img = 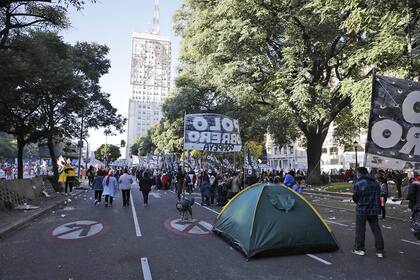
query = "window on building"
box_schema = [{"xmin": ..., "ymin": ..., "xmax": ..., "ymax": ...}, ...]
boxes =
[
  {"xmin": 329, "ymin": 147, "xmax": 338, "ymax": 155},
  {"xmin": 322, "ymin": 148, "xmax": 327, "ymax": 154},
  {"xmin": 330, "ymin": 159, "xmax": 339, "ymax": 165}
]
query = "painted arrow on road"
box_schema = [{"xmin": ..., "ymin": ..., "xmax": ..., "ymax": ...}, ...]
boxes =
[{"xmin": 52, "ymin": 220, "xmax": 104, "ymax": 240}]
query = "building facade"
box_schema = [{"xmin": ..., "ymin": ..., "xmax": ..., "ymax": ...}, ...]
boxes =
[
  {"xmin": 126, "ymin": 32, "xmax": 171, "ymax": 158},
  {"xmin": 265, "ymin": 135, "xmax": 308, "ymax": 171},
  {"xmin": 266, "ymin": 124, "xmax": 367, "ymax": 172}
]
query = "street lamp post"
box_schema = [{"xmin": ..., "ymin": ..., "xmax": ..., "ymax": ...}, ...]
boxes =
[
  {"xmin": 82, "ymin": 138, "xmax": 89, "ymax": 171},
  {"xmin": 77, "ymin": 111, "xmax": 85, "ymax": 179},
  {"xmin": 353, "ymin": 140, "xmax": 358, "ymax": 168}
]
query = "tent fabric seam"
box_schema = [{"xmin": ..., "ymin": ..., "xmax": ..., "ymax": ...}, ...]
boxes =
[
  {"xmin": 249, "ymin": 184, "xmax": 266, "ymax": 239},
  {"xmin": 283, "ymin": 185, "xmax": 333, "ymax": 232},
  {"xmin": 217, "ymin": 182, "xmax": 259, "ymax": 219}
]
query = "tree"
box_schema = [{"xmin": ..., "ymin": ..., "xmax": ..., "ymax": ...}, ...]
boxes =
[
  {"xmin": 0, "ymin": 0, "xmax": 96, "ymax": 48},
  {"xmin": 0, "ymin": 32, "xmax": 125, "ymax": 178},
  {"xmin": 174, "ymin": 0, "xmax": 419, "ymax": 184},
  {"xmin": 130, "ymin": 128, "xmax": 157, "ymax": 157},
  {"xmin": 0, "ymin": 35, "xmax": 48, "ymax": 177},
  {"xmin": 0, "ymin": 132, "xmax": 17, "ymax": 158},
  {"xmin": 94, "ymin": 144, "xmax": 120, "ymax": 163},
  {"xmin": 151, "ymin": 119, "xmax": 183, "ymax": 154},
  {"xmin": 31, "ymin": 33, "xmax": 125, "ymax": 178}
]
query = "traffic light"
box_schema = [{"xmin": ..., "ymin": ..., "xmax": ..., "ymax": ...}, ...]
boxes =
[{"xmin": 121, "ymin": 140, "xmax": 126, "ymax": 147}]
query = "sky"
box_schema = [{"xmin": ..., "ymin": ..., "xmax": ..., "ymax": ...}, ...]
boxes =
[{"xmin": 61, "ymin": 0, "xmax": 182, "ymax": 157}]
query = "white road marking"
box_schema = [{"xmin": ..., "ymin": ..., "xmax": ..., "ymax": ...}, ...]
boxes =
[
  {"xmin": 169, "ymin": 189, "xmax": 221, "ymax": 215},
  {"xmin": 130, "ymin": 194, "xmax": 142, "ymax": 237},
  {"xmin": 150, "ymin": 193, "xmax": 161, "ymax": 198},
  {"xmin": 141, "ymin": 257, "xmax": 152, "ymax": 280},
  {"xmin": 326, "ymin": 220, "xmax": 349, "ymax": 227},
  {"xmin": 401, "ymin": 239, "xmax": 420, "ymax": 246},
  {"xmin": 194, "ymin": 202, "xmax": 220, "ymax": 215},
  {"xmin": 306, "ymin": 254, "xmax": 332, "ymax": 265}
]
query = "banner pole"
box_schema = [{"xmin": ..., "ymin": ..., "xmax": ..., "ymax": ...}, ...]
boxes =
[
  {"xmin": 364, "ymin": 68, "xmax": 376, "ymax": 168},
  {"xmin": 220, "ymin": 153, "xmax": 224, "ymax": 176},
  {"xmin": 233, "ymin": 152, "xmax": 236, "ymax": 172}
]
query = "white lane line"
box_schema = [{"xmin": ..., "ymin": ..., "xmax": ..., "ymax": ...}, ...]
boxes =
[
  {"xmin": 130, "ymin": 194, "xmax": 142, "ymax": 237},
  {"xmin": 170, "ymin": 189, "xmax": 221, "ymax": 215},
  {"xmin": 306, "ymin": 254, "xmax": 332, "ymax": 265},
  {"xmin": 194, "ymin": 202, "xmax": 220, "ymax": 215},
  {"xmin": 326, "ymin": 220, "xmax": 349, "ymax": 227},
  {"xmin": 141, "ymin": 257, "xmax": 152, "ymax": 280},
  {"xmin": 401, "ymin": 239, "xmax": 420, "ymax": 246}
]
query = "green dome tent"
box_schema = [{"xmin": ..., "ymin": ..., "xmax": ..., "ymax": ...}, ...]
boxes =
[{"xmin": 212, "ymin": 183, "xmax": 339, "ymax": 258}]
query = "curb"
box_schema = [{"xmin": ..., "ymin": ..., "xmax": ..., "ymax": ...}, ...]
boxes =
[{"xmin": 0, "ymin": 190, "xmax": 85, "ymax": 239}]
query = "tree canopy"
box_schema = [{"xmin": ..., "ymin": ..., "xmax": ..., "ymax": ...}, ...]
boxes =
[
  {"xmin": 0, "ymin": 31, "xmax": 125, "ymax": 178},
  {"xmin": 95, "ymin": 144, "xmax": 121, "ymax": 163},
  {"xmin": 173, "ymin": 0, "xmax": 419, "ymax": 183}
]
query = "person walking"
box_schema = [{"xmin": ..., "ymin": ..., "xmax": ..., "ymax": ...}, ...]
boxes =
[
  {"xmin": 92, "ymin": 169, "xmax": 105, "ymax": 205},
  {"xmin": 209, "ymin": 172, "xmax": 218, "ymax": 205},
  {"xmin": 176, "ymin": 167, "xmax": 185, "ymax": 201},
  {"xmin": 230, "ymin": 172, "xmax": 241, "ymax": 198},
  {"xmin": 200, "ymin": 172, "xmax": 211, "ymax": 206},
  {"xmin": 119, "ymin": 168, "xmax": 133, "ymax": 207},
  {"xmin": 161, "ymin": 172, "xmax": 168, "ymax": 190},
  {"xmin": 87, "ymin": 166, "xmax": 95, "ymax": 187},
  {"xmin": 379, "ymin": 177, "xmax": 389, "ymax": 220},
  {"xmin": 140, "ymin": 171, "xmax": 153, "ymax": 206},
  {"xmin": 407, "ymin": 175, "xmax": 420, "ymax": 240},
  {"xmin": 352, "ymin": 167, "xmax": 385, "ymax": 258},
  {"xmin": 102, "ymin": 170, "xmax": 118, "ymax": 207},
  {"xmin": 59, "ymin": 161, "xmax": 76, "ymax": 195}
]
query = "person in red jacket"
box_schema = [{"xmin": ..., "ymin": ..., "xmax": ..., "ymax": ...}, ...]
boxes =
[{"xmin": 161, "ymin": 172, "xmax": 168, "ymax": 190}]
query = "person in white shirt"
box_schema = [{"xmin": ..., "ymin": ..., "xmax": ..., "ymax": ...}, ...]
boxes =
[{"xmin": 118, "ymin": 169, "xmax": 134, "ymax": 207}]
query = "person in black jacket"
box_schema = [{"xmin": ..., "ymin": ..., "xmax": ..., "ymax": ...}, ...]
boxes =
[
  {"xmin": 352, "ymin": 167, "xmax": 385, "ymax": 258},
  {"xmin": 407, "ymin": 175, "xmax": 420, "ymax": 240},
  {"xmin": 140, "ymin": 171, "xmax": 154, "ymax": 206}
]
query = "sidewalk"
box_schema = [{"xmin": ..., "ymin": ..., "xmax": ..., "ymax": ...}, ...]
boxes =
[{"xmin": 0, "ymin": 181, "xmax": 90, "ymax": 239}]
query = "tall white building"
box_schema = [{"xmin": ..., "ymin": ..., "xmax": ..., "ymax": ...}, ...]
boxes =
[{"xmin": 126, "ymin": 2, "xmax": 171, "ymax": 158}]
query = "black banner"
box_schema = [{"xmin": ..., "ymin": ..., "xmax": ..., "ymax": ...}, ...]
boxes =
[{"xmin": 365, "ymin": 74, "xmax": 420, "ymax": 171}]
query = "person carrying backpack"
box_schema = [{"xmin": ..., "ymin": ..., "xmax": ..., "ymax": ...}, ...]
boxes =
[
  {"xmin": 407, "ymin": 175, "xmax": 420, "ymax": 240},
  {"xmin": 352, "ymin": 167, "xmax": 384, "ymax": 258},
  {"xmin": 379, "ymin": 177, "xmax": 389, "ymax": 220}
]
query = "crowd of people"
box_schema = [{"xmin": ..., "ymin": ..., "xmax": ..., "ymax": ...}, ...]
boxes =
[{"xmin": 79, "ymin": 164, "xmax": 309, "ymax": 210}]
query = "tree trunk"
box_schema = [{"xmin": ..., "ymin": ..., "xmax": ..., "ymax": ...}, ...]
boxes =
[
  {"xmin": 47, "ymin": 137, "xmax": 59, "ymax": 180},
  {"xmin": 16, "ymin": 136, "xmax": 25, "ymax": 179},
  {"xmin": 305, "ymin": 126, "xmax": 329, "ymax": 185}
]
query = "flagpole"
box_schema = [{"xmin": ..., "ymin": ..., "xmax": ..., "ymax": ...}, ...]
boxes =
[{"xmin": 364, "ymin": 68, "xmax": 376, "ymax": 168}]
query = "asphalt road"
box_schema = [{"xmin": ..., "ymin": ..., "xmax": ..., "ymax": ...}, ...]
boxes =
[{"xmin": 1, "ymin": 180, "xmax": 419, "ymax": 280}]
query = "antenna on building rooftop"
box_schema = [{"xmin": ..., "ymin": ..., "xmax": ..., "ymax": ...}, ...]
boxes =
[{"xmin": 152, "ymin": 0, "xmax": 160, "ymax": 34}]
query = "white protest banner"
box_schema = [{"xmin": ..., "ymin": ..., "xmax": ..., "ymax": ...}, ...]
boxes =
[{"xmin": 184, "ymin": 113, "xmax": 242, "ymax": 152}]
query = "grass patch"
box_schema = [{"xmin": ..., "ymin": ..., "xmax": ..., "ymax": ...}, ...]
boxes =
[{"xmin": 323, "ymin": 182, "xmax": 353, "ymax": 193}]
